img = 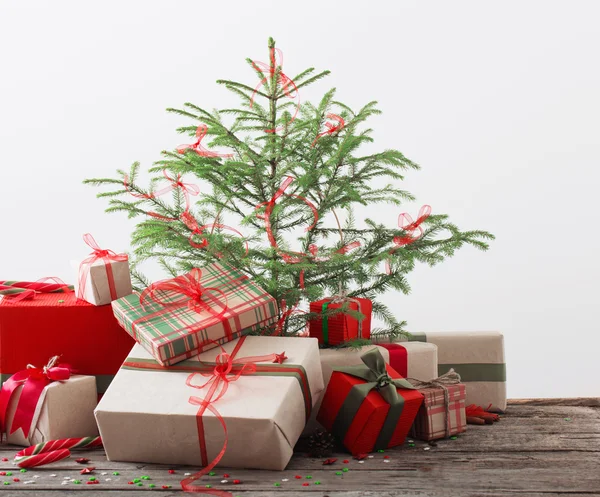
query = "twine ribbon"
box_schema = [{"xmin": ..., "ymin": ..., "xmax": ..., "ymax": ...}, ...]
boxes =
[
  {"xmin": 78, "ymin": 233, "xmax": 128, "ymax": 302},
  {"xmin": 0, "ymin": 357, "xmax": 73, "ymax": 439},
  {"xmin": 311, "ymin": 113, "xmax": 345, "ymax": 147},
  {"xmin": 407, "ymin": 369, "xmax": 462, "ymax": 438},
  {"xmin": 0, "ymin": 278, "xmax": 72, "ymax": 302},
  {"xmin": 131, "ymin": 268, "xmax": 232, "ymax": 343},
  {"xmin": 177, "ymin": 124, "xmax": 234, "ymax": 158},
  {"xmin": 250, "ymin": 48, "xmax": 299, "ymax": 134},
  {"xmin": 386, "ymin": 204, "xmax": 431, "ymax": 274},
  {"xmin": 330, "ymin": 348, "xmax": 416, "ymax": 451}
]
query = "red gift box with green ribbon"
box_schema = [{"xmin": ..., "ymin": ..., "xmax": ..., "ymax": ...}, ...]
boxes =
[
  {"xmin": 308, "ymin": 297, "xmax": 372, "ymax": 346},
  {"xmin": 317, "ymin": 348, "xmax": 423, "ymax": 455}
]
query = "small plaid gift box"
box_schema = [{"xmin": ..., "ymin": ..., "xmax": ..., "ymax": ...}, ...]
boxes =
[
  {"xmin": 409, "ymin": 369, "xmax": 467, "ymax": 441},
  {"xmin": 111, "ymin": 262, "xmax": 278, "ymax": 366}
]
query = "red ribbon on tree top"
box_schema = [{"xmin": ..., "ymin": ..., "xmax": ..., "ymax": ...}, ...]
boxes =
[
  {"xmin": 181, "ymin": 336, "xmax": 287, "ymax": 494},
  {"xmin": 0, "ymin": 278, "xmax": 72, "ymax": 302},
  {"xmin": 311, "ymin": 113, "xmax": 345, "ymax": 147},
  {"xmin": 131, "ymin": 268, "xmax": 232, "ymax": 343},
  {"xmin": 250, "ymin": 48, "xmax": 300, "ymax": 134},
  {"xmin": 386, "ymin": 205, "xmax": 431, "ymax": 274},
  {"xmin": 0, "ymin": 356, "xmax": 73, "ymax": 439},
  {"xmin": 124, "ymin": 169, "xmax": 201, "ymax": 221},
  {"xmin": 78, "ymin": 233, "xmax": 128, "ymax": 301},
  {"xmin": 177, "ymin": 124, "xmax": 234, "ymax": 158}
]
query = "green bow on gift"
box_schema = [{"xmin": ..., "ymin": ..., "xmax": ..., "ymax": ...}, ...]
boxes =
[{"xmin": 331, "ymin": 348, "xmax": 416, "ymax": 451}]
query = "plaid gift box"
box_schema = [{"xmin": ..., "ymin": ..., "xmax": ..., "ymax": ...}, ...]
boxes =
[
  {"xmin": 409, "ymin": 372, "xmax": 467, "ymax": 441},
  {"xmin": 111, "ymin": 263, "xmax": 278, "ymax": 366}
]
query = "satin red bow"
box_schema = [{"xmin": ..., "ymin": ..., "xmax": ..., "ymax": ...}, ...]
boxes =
[
  {"xmin": 311, "ymin": 113, "xmax": 345, "ymax": 147},
  {"xmin": 385, "ymin": 205, "xmax": 431, "ymax": 274},
  {"xmin": 78, "ymin": 234, "xmax": 128, "ymax": 301},
  {"xmin": 181, "ymin": 338, "xmax": 284, "ymax": 493},
  {"xmin": 0, "ymin": 357, "xmax": 72, "ymax": 439},
  {"xmin": 177, "ymin": 124, "xmax": 234, "ymax": 158},
  {"xmin": 250, "ymin": 48, "xmax": 300, "ymax": 134}
]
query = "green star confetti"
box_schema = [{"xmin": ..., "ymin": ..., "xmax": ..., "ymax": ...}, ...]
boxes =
[
  {"xmin": 208, "ymin": 471, "xmax": 216, "ymax": 476},
  {"xmin": 112, "ymin": 472, "xmax": 120, "ymax": 476},
  {"xmin": 89, "ymin": 477, "xmax": 96, "ymax": 481},
  {"xmin": 342, "ymin": 468, "xmax": 349, "ymax": 472},
  {"xmin": 137, "ymin": 482, "xmax": 143, "ymax": 486},
  {"xmin": 133, "ymin": 478, "xmax": 141, "ymax": 483},
  {"xmin": 335, "ymin": 471, "xmax": 343, "ymax": 476},
  {"xmin": 450, "ymin": 436, "xmax": 458, "ymax": 440},
  {"xmin": 408, "ymin": 443, "xmax": 415, "ymax": 447},
  {"xmin": 306, "ymin": 475, "xmax": 312, "ymax": 479},
  {"xmin": 73, "ymin": 480, "xmax": 81, "ymax": 484},
  {"xmin": 3, "ymin": 482, "xmax": 10, "ymax": 486},
  {"xmin": 377, "ymin": 449, "xmax": 385, "ymax": 453},
  {"xmin": 205, "ymin": 484, "xmax": 212, "ymax": 488},
  {"xmin": 19, "ymin": 469, "xmax": 27, "ymax": 473},
  {"xmin": 141, "ymin": 476, "xmax": 151, "ymax": 480},
  {"xmin": 565, "ymin": 417, "xmax": 572, "ymax": 421},
  {"xmin": 6, "ymin": 472, "xmax": 12, "ymax": 476},
  {"xmin": 315, "ymin": 481, "xmax": 321, "ymax": 485},
  {"xmin": 274, "ymin": 482, "xmax": 281, "ymax": 487},
  {"xmin": 149, "ymin": 484, "xmax": 156, "ymax": 488}
]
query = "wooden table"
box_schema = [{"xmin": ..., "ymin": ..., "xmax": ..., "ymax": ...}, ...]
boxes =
[{"xmin": 1, "ymin": 399, "xmax": 598, "ymax": 496}]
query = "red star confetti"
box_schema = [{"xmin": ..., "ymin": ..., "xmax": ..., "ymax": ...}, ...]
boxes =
[
  {"xmin": 302, "ymin": 483, "xmax": 309, "ymax": 486},
  {"xmin": 233, "ymin": 479, "xmax": 241, "ymax": 484},
  {"xmin": 353, "ymin": 453, "xmax": 368, "ymax": 460},
  {"xmin": 13, "ymin": 478, "xmax": 20, "ymax": 482},
  {"xmin": 80, "ymin": 467, "xmax": 96, "ymax": 475},
  {"xmin": 162, "ymin": 485, "xmax": 171, "ymax": 489},
  {"xmin": 343, "ymin": 459, "xmax": 349, "ymax": 463},
  {"xmin": 168, "ymin": 469, "xmax": 176, "ymax": 474},
  {"xmin": 223, "ymin": 474, "xmax": 229, "ymax": 478},
  {"xmin": 273, "ymin": 352, "xmax": 287, "ymax": 364},
  {"xmin": 75, "ymin": 458, "xmax": 90, "ymax": 464},
  {"xmin": 0, "ymin": 472, "xmax": 6, "ymax": 476},
  {"xmin": 322, "ymin": 458, "xmax": 338, "ymax": 465},
  {"xmin": 128, "ymin": 481, "xmax": 134, "ymax": 485},
  {"xmin": 1, "ymin": 458, "xmax": 8, "ymax": 462},
  {"xmin": 295, "ymin": 475, "xmax": 302, "ymax": 479},
  {"xmin": 384, "ymin": 456, "xmax": 390, "ymax": 459}
]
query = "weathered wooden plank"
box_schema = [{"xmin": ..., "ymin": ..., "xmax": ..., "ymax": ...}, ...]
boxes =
[{"xmin": 509, "ymin": 398, "xmax": 600, "ymax": 407}]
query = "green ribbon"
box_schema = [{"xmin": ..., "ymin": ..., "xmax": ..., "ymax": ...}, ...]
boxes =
[
  {"xmin": 321, "ymin": 302, "xmax": 330, "ymax": 344},
  {"xmin": 330, "ymin": 348, "xmax": 416, "ymax": 451}
]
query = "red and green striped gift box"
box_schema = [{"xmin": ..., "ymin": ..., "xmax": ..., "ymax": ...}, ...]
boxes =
[{"xmin": 111, "ymin": 262, "xmax": 278, "ymax": 366}]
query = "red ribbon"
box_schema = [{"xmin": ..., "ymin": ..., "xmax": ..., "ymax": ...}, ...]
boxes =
[
  {"xmin": 177, "ymin": 124, "xmax": 234, "ymax": 158},
  {"xmin": 0, "ymin": 278, "xmax": 72, "ymax": 302},
  {"xmin": 0, "ymin": 357, "xmax": 72, "ymax": 439},
  {"xmin": 131, "ymin": 268, "xmax": 232, "ymax": 343},
  {"xmin": 181, "ymin": 336, "xmax": 283, "ymax": 494},
  {"xmin": 78, "ymin": 234, "xmax": 128, "ymax": 302},
  {"xmin": 274, "ymin": 300, "xmax": 309, "ymax": 337},
  {"xmin": 124, "ymin": 169, "xmax": 201, "ymax": 221},
  {"xmin": 311, "ymin": 113, "xmax": 345, "ymax": 147},
  {"xmin": 181, "ymin": 212, "xmax": 249, "ymax": 256},
  {"xmin": 376, "ymin": 343, "xmax": 408, "ymax": 378},
  {"xmin": 386, "ymin": 205, "xmax": 431, "ymax": 274},
  {"xmin": 250, "ymin": 48, "xmax": 300, "ymax": 134}
]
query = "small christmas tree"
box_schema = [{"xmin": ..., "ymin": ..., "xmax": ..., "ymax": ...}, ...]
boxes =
[{"xmin": 85, "ymin": 37, "xmax": 493, "ymax": 339}]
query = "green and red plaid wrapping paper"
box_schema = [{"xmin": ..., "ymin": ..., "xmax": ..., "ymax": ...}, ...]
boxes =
[
  {"xmin": 111, "ymin": 263, "xmax": 278, "ymax": 366},
  {"xmin": 410, "ymin": 383, "xmax": 466, "ymax": 441}
]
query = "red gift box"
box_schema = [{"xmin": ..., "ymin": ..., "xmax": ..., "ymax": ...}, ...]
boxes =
[
  {"xmin": 0, "ymin": 292, "xmax": 134, "ymax": 394},
  {"xmin": 308, "ymin": 297, "xmax": 372, "ymax": 346},
  {"xmin": 317, "ymin": 348, "xmax": 423, "ymax": 454}
]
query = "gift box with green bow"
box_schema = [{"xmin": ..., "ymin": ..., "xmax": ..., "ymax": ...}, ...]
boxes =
[{"xmin": 317, "ymin": 348, "xmax": 423, "ymax": 455}]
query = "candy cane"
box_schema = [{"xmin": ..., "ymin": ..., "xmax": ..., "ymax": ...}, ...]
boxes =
[{"xmin": 14, "ymin": 436, "xmax": 102, "ymax": 468}]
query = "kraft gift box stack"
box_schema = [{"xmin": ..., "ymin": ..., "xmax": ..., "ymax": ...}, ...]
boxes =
[{"xmin": 0, "ymin": 240, "xmax": 507, "ymax": 482}]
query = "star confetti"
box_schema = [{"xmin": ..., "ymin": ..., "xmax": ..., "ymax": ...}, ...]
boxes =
[
  {"xmin": 75, "ymin": 458, "xmax": 90, "ymax": 464},
  {"xmin": 273, "ymin": 352, "xmax": 287, "ymax": 364},
  {"xmin": 322, "ymin": 458, "xmax": 338, "ymax": 465},
  {"xmin": 80, "ymin": 467, "xmax": 95, "ymax": 475}
]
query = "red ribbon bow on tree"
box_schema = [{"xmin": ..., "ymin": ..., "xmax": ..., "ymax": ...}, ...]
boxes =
[
  {"xmin": 250, "ymin": 48, "xmax": 300, "ymax": 134},
  {"xmin": 124, "ymin": 170, "xmax": 201, "ymax": 221},
  {"xmin": 385, "ymin": 205, "xmax": 431, "ymax": 274},
  {"xmin": 78, "ymin": 234, "xmax": 128, "ymax": 301},
  {"xmin": 0, "ymin": 357, "xmax": 73, "ymax": 439},
  {"xmin": 181, "ymin": 338, "xmax": 284, "ymax": 494},
  {"xmin": 311, "ymin": 113, "xmax": 345, "ymax": 147},
  {"xmin": 180, "ymin": 211, "xmax": 249, "ymax": 256},
  {"xmin": 176, "ymin": 124, "xmax": 233, "ymax": 158}
]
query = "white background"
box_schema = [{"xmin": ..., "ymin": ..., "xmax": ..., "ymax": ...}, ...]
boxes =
[{"xmin": 1, "ymin": 1, "xmax": 598, "ymax": 398}]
